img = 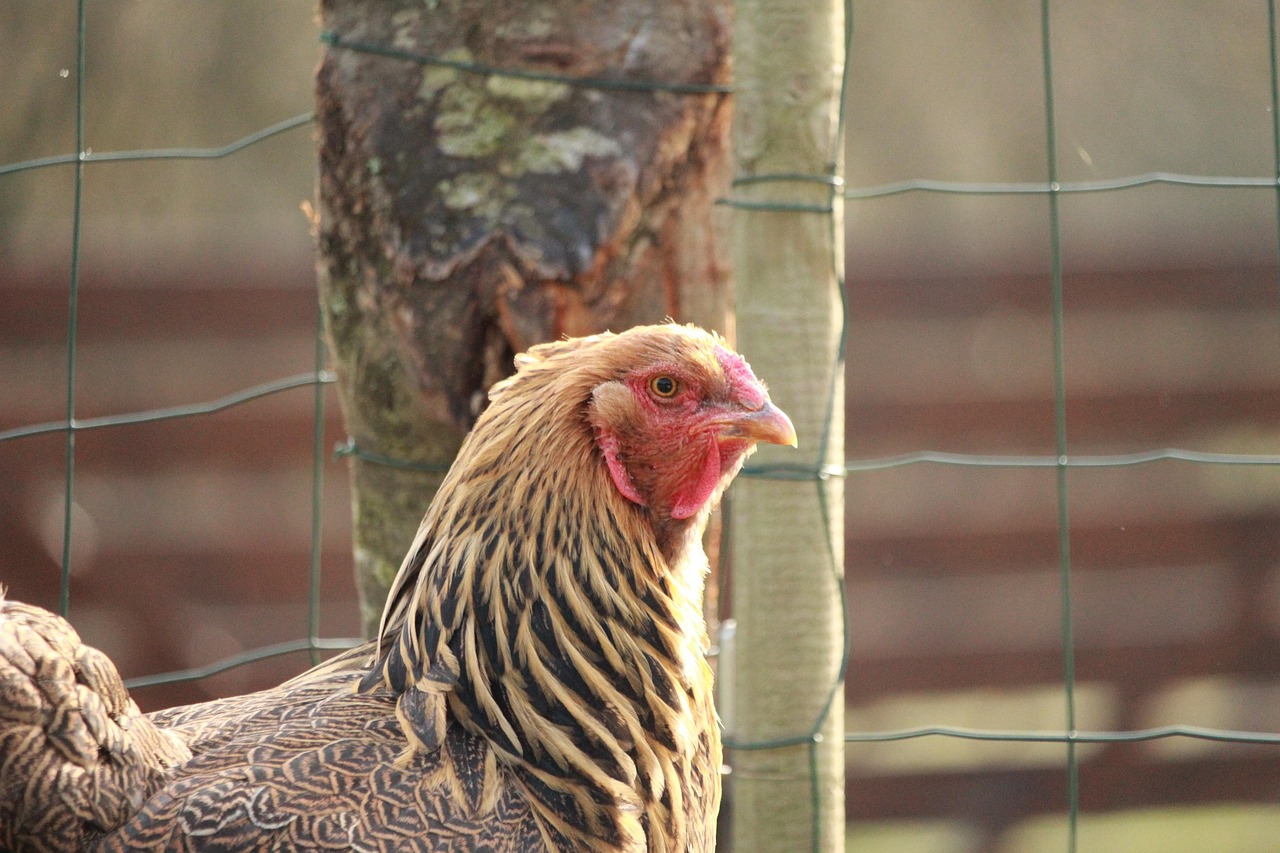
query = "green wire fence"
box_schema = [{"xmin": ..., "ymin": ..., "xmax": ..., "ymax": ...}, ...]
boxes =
[{"xmin": 5, "ymin": 2, "xmax": 1280, "ymax": 851}]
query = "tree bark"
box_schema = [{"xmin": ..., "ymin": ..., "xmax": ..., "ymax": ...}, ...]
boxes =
[
  {"xmin": 724, "ymin": 0, "xmax": 847, "ymax": 849},
  {"xmin": 314, "ymin": 0, "xmax": 732, "ymax": 633}
]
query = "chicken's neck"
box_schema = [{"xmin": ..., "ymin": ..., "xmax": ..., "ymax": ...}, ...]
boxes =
[{"xmin": 378, "ymin": 438, "xmax": 718, "ymax": 851}]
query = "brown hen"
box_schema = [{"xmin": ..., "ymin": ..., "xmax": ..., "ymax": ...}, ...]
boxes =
[{"xmin": 0, "ymin": 323, "xmax": 795, "ymax": 852}]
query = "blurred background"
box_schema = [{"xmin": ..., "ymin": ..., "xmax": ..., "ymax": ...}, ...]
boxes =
[
  {"xmin": 0, "ymin": 4, "xmax": 349, "ymax": 696},
  {"xmin": 3, "ymin": 2, "xmax": 1280, "ymax": 851}
]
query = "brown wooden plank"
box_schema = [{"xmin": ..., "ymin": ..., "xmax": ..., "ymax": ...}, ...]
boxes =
[
  {"xmin": 845, "ymin": 752, "xmax": 1280, "ymax": 823},
  {"xmin": 848, "ymin": 387, "xmax": 1280, "ymax": 454},
  {"xmin": 847, "ymin": 266, "xmax": 1280, "ymax": 318},
  {"xmin": 1, "ymin": 277, "xmax": 317, "ymax": 342},
  {"xmin": 846, "ymin": 635, "xmax": 1280, "ymax": 699}
]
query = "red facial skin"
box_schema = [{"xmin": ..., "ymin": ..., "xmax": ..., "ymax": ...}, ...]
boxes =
[{"xmin": 592, "ymin": 348, "xmax": 796, "ymax": 529}]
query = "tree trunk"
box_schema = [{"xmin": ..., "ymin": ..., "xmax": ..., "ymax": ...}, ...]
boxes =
[
  {"xmin": 724, "ymin": 0, "xmax": 847, "ymax": 849},
  {"xmin": 314, "ymin": 0, "xmax": 732, "ymax": 634}
]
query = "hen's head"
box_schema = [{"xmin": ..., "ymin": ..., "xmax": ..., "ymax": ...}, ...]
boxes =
[
  {"xmin": 584, "ymin": 330, "xmax": 795, "ymax": 518},
  {"xmin": 486, "ymin": 323, "xmax": 795, "ymax": 550}
]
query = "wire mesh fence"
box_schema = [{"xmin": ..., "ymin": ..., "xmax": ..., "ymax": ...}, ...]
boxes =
[
  {"xmin": 4, "ymin": 1, "xmax": 1280, "ymax": 851},
  {"xmin": 838, "ymin": 3, "xmax": 1280, "ymax": 851}
]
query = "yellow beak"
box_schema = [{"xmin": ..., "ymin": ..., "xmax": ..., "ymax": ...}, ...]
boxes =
[{"xmin": 717, "ymin": 400, "xmax": 798, "ymax": 448}]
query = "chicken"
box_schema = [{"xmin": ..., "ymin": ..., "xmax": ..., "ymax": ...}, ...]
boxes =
[{"xmin": 0, "ymin": 323, "xmax": 796, "ymax": 852}]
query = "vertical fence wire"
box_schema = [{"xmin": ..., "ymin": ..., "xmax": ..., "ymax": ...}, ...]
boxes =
[
  {"xmin": 58, "ymin": 0, "xmax": 87, "ymax": 619},
  {"xmin": 308, "ymin": 302, "xmax": 328, "ymax": 667},
  {"xmin": 1038, "ymin": 1, "xmax": 1081, "ymax": 848},
  {"xmin": 1270, "ymin": 0, "xmax": 1280, "ymax": 292}
]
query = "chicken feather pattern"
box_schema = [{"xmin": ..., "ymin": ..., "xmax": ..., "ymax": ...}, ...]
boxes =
[{"xmin": 0, "ymin": 324, "xmax": 795, "ymax": 852}]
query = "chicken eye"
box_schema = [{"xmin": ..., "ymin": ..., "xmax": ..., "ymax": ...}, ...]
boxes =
[{"xmin": 649, "ymin": 375, "xmax": 680, "ymax": 398}]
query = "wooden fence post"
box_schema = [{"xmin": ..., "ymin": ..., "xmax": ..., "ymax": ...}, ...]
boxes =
[{"xmin": 725, "ymin": 0, "xmax": 846, "ymax": 848}]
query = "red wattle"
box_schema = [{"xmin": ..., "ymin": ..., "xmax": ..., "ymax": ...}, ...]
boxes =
[{"xmin": 671, "ymin": 440, "xmax": 722, "ymax": 520}]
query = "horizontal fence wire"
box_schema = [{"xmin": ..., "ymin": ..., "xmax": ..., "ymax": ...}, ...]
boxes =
[
  {"xmin": 0, "ymin": 112, "xmax": 315, "ymax": 177},
  {"xmin": 845, "ymin": 448, "xmax": 1280, "ymax": 471},
  {"xmin": 0, "ymin": 372, "xmax": 335, "ymax": 445},
  {"xmin": 845, "ymin": 725, "xmax": 1280, "ymax": 746},
  {"xmin": 5, "ymin": 5, "xmax": 1280, "ymax": 852},
  {"xmin": 320, "ymin": 31, "xmax": 733, "ymax": 95},
  {"xmin": 844, "ymin": 172, "xmax": 1280, "ymax": 199},
  {"xmin": 124, "ymin": 636, "xmax": 362, "ymax": 691}
]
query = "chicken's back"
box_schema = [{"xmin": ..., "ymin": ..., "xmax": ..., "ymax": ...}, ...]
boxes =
[
  {"xmin": 1, "ymin": 596, "xmax": 554, "ymax": 852},
  {"xmin": 95, "ymin": 672, "xmax": 553, "ymax": 852}
]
